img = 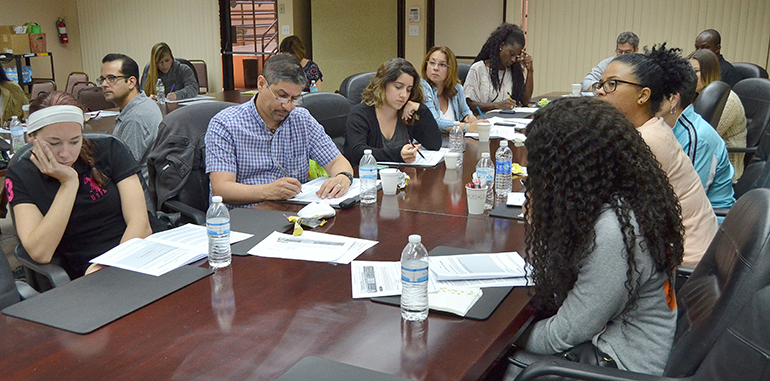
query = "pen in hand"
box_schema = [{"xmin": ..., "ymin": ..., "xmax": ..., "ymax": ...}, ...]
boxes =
[
  {"xmin": 169, "ymin": 84, "xmax": 176, "ymax": 93},
  {"xmin": 411, "ymin": 140, "xmax": 426, "ymax": 159},
  {"xmin": 476, "ymin": 106, "xmax": 487, "ymax": 120}
]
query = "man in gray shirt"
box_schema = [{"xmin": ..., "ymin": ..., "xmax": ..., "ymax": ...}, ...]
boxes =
[
  {"xmin": 581, "ymin": 32, "xmax": 639, "ymax": 92},
  {"xmin": 99, "ymin": 53, "xmax": 162, "ymax": 183}
]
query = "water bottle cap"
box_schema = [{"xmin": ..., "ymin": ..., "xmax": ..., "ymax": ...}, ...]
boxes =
[
  {"xmin": 11, "ymin": 116, "xmax": 18, "ymax": 120},
  {"xmin": 482, "ymin": 152, "xmax": 490, "ymax": 158},
  {"xmin": 212, "ymin": 196, "xmax": 223, "ymax": 203},
  {"xmin": 364, "ymin": 149, "xmax": 372, "ymax": 154},
  {"xmin": 408, "ymin": 234, "xmax": 421, "ymax": 243},
  {"xmin": 500, "ymin": 140, "xmax": 508, "ymax": 147}
]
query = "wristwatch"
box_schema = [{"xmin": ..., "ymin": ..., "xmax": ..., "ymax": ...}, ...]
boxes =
[{"xmin": 335, "ymin": 171, "xmax": 354, "ymax": 185}]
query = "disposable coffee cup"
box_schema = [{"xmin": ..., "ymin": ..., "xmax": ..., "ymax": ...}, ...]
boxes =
[
  {"xmin": 379, "ymin": 168, "xmax": 400, "ymax": 195},
  {"xmin": 444, "ymin": 152, "xmax": 460, "ymax": 169},
  {"xmin": 571, "ymin": 84, "xmax": 581, "ymax": 96},
  {"xmin": 477, "ymin": 122, "xmax": 491, "ymax": 142},
  {"xmin": 22, "ymin": 104, "xmax": 30, "ymax": 121},
  {"xmin": 466, "ymin": 185, "xmax": 487, "ymax": 215}
]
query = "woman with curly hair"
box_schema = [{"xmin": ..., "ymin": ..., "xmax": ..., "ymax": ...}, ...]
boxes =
[
  {"xmin": 521, "ymin": 97, "xmax": 684, "ymax": 375},
  {"xmin": 141, "ymin": 42, "xmax": 199, "ymax": 101},
  {"xmin": 343, "ymin": 58, "xmax": 441, "ymax": 164},
  {"xmin": 595, "ymin": 43, "xmax": 718, "ymax": 267},
  {"xmin": 463, "ymin": 23, "xmax": 533, "ymax": 112}
]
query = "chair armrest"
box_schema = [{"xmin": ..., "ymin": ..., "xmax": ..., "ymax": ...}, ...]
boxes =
[
  {"xmin": 516, "ymin": 358, "xmax": 678, "ymax": 381},
  {"xmin": 726, "ymin": 147, "xmax": 757, "ymax": 154},
  {"xmin": 164, "ymin": 200, "xmax": 206, "ymax": 225},
  {"xmin": 15, "ymin": 280, "xmax": 39, "ymax": 300},
  {"xmin": 713, "ymin": 208, "xmax": 730, "ymax": 217},
  {"xmin": 13, "ymin": 244, "xmax": 70, "ymax": 288}
]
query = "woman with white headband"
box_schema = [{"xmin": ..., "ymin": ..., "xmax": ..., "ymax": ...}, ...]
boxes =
[{"xmin": 5, "ymin": 91, "xmax": 151, "ymax": 279}]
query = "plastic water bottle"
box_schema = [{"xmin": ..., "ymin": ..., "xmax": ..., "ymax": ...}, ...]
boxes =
[
  {"xmin": 476, "ymin": 152, "xmax": 495, "ymax": 210},
  {"xmin": 206, "ymin": 196, "xmax": 231, "ymax": 268},
  {"xmin": 359, "ymin": 149, "xmax": 378, "ymax": 204},
  {"xmin": 401, "ymin": 234, "xmax": 429, "ymax": 321},
  {"xmin": 495, "ymin": 140, "xmax": 513, "ymax": 196},
  {"xmin": 10, "ymin": 116, "xmax": 24, "ymax": 154},
  {"xmin": 309, "ymin": 80, "xmax": 318, "ymax": 93},
  {"xmin": 450, "ymin": 121, "xmax": 464, "ymax": 166},
  {"xmin": 156, "ymin": 78, "xmax": 165, "ymax": 104}
]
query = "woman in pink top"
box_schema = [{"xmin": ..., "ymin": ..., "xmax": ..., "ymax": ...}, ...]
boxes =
[{"xmin": 593, "ymin": 43, "xmax": 718, "ymax": 267}]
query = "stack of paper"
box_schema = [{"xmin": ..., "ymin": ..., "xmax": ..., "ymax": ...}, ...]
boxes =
[
  {"xmin": 167, "ymin": 95, "xmax": 216, "ymax": 104},
  {"xmin": 430, "ymin": 252, "xmax": 532, "ymax": 288},
  {"xmin": 248, "ymin": 231, "xmax": 377, "ymax": 264},
  {"xmin": 285, "ymin": 177, "xmax": 379, "ymax": 208},
  {"xmin": 429, "ymin": 287, "xmax": 483, "ymax": 316}
]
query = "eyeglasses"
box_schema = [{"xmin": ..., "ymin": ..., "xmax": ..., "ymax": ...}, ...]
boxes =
[
  {"xmin": 615, "ymin": 49, "xmax": 634, "ymax": 55},
  {"xmin": 96, "ymin": 75, "xmax": 130, "ymax": 86},
  {"xmin": 592, "ymin": 79, "xmax": 643, "ymax": 94},
  {"xmin": 265, "ymin": 81, "xmax": 302, "ymax": 105},
  {"xmin": 427, "ymin": 61, "xmax": 448, "ymax": 69}
]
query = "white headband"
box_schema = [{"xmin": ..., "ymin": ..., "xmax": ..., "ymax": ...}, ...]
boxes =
[{"xmin": 27, "ymin": 105, "xmax": 85, "ymax": 134}]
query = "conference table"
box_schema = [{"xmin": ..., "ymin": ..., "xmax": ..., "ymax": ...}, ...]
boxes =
[{"xmin": 0, "ymin": 98, "xmax": 536, "ymax": 381}]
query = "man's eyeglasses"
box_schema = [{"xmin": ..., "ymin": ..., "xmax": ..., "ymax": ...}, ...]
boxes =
[
  {"xmin": 427, "ymin": 61, "xmax": 448, "ymax": 69},
  {"xmin": 265, "ymin": 81, "xmax": 302, "ymax": 105},
  {"xmin": 615, "ymin": 49, "xmax": 634, "ymax": 55},
  {"xmin": 96, "ymin": 75, "xmax": 130, "ymax": 86},
  {"xmin": 591, "ymin": 79, "xmax": 643, "ymax": 94}
]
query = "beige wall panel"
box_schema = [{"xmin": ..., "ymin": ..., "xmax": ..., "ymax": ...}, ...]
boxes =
[
  {"xmin": 526, "ymin": 0, "xmax": 770, "ymax": 95},
  {"xmin": 312, "ymin": 0, "xmax": 397, "ymax": 92},
  {"xmin": 76, "ymin": 0, "xmax": 222, "ymax": 93},
  {"xmin": 0, "ymin": 0, "xmax": 84, "ymax": 92},
  {"xmin": 435, "ymin": 0, "xmax": 505, "ymax": 60}
]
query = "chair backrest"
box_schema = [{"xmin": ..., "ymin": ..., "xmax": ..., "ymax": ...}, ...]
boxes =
[
  {"xmin": 733, "ymin": 62, "xmax": 769, "ymax": 81},
  {"xmin": 71, "ymin": 81, "xmax": 95, "ymax": 99},
  {"xmin": 65, "ymin": 72, "xmax": 88, "ymax": 95},
  {"xmin": 146, "ymin": 101, "xmax": 236, "ymax": 217},
  {"xmin": 733, "ymin": 160, "xmax": 768, "ymax": 200},
  {"xmin": 176, "ymin": 58, "xmax": 199, "ymax": 88},
  {"xmin": 77, "ymin": 86, "xmax": 116, "ymax": 112},
  {"xmin": 665, "ymin": 188, "xmax": 770, "ymax": 377},
  {"xmin": 733, "ymin": 78, "xmax": 770, "ymax": 151},
  {"xmin": 457, "ymin": 62, "xmax": 472, "ymax": 84},
  {"xmin": 300, "ymin": 92, "xmax": 351, "ymax": 151},
  {"xmin": 0, "ymin": 246, "xmax": 20, "ymax": 310},
  {"xmin": 189, "ymin": 60, "xmax": 208, "ymax": 93},
  {"xmin": 693, "ymin": 80, "xmax": 730, "ymax": 128},
  {"xmin": 341, "ymin": 72, "xmax": 375, "ymax": 105},
  {"xmin": 29, "ymin": 80, "xmax": 56, "ymax": 100}
]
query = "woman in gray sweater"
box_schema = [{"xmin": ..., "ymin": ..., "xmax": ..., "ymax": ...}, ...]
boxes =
[{"xmin": 520, "ymin": 97, "xmax": 685, "ymax": 375}]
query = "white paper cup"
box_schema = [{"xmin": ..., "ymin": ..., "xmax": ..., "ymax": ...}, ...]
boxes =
[
  {"xmin": 444, "ymin": 152, "xmax": 460, "ymax": 169},
  {"xmin": 477, "ymin": 122, "xmax": 491, "ymax": 142},
  {"xmin": 466, "ymin": 185, "xmax": 487, "ymax": 215},
  {"xmin": 379, "ymin": 168, "xmax": 400, "ymax": 195},
  {"xmin": 571, "ymin": 84, "xmax": 581, "ymax": 96}
]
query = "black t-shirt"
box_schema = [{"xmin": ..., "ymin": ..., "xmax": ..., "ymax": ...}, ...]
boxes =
[{"xmin": 5, "ymin": 137, "xmax": 140, "ymax": 279}]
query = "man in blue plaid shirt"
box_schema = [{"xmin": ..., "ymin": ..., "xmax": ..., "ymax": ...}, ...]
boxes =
[{"xmin": 206, "ymin": 54, "xmax": 354, "ymax": 206}]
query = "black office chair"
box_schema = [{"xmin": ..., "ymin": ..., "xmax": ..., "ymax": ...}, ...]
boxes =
[
  {"xmin": 340, "ymin": 72, "xmax": 375, "ymax": 105},
  {"xmin": 458, "ymin": 62, "xmax": 472, "ymax": 84},
  {"xmin": 300, "ymin": 92, "xmax": 351, "ymax": 151},
  {"xmin": 733, "ymin": 62, "xmax": 769, "ymax": 80},
  {"xmin": 693, "ymin": 81, "xmax": 730, "ymax": 128},
  {"xmin": 146, "ymin": 101, "xmax": 237, "ymax": 226},
  {"xmin": 728, "ymin": 78, "xmax": 770, "ymax": 167},
  {"xmin": 0, "ymin": 246, "xmax": 38, "ymax": 309},
  {"xmin": 508, "ymin": 188, "xmax": 770, "ymax": 380}
]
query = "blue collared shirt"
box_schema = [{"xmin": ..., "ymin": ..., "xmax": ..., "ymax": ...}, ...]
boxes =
[{"xmin": 421, "ymin": 78, "xmax": 473, "ymax": 131}]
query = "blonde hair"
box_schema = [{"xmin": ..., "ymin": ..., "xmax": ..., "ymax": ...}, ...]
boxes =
[
  {"xmin": 421, "ymin": 46, "xmax": 460, "ymax": 98},
  {"xmin": 143, "ymin": 42, "xmax": 174, "ymax": 96},
  {"xmin": 361, "ymin": 58, "xmax": 423, "ymax": 125},
  {"xmin": 688, "ymin": 49, "xmax": 721, "ymax": 88}
]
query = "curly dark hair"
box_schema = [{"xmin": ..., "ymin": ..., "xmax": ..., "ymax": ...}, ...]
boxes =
[
  {"xmin": 524, "ymin": 97, "xmax": 684, "ymax": 320},
  {"xmin": 614, "ymin": 43, "xmax": 688, "ymax": 116},
  {"xmin": 474, "ymin": 23, "xmax": 526, "ymax": 102}
]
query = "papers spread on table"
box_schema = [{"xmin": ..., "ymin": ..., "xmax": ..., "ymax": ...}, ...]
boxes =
[
  {"xmin": 90, "ymin": 224, "xmax": 254, "ymax": 277},
  {"xmin": 507, "ymin": 192, "xmax": 526, "ymax": 206},
  {"xmin": 466, "ymin": 117, "xmax": 529, "ymax": 142},
  {"xmin": 514, "ymin": 107, "xmax": 539, "ymax": 114},
  {"xmin": 166, "ymin": 95, "xmax": 216, "ymax": 104},
  {"xmin": 488, "ymin": 116, "xmax": 531, "ymax": 129},
  {"xmin": 285, "ymin": 177, "xmax": 376, "ymax": 208},
  {"xmin": 429, "ymin": 252, "xmax": 528, "ymax": 281},
  {"xmin": 377, "ymin": 147, "xmax": 449, "ymax": 167},
  {"xmin": 248, "ymin": 230, "xmax": 377, "ymax": 264}
]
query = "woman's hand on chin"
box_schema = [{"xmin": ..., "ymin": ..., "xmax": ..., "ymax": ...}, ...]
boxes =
[{"xmin": 30, "ymin": 140, "xmax": 78, "ymax": 185}]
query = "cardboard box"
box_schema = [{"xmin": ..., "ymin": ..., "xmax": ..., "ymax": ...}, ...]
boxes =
[
  {"xmin": 29, "ymin": 33, "xmax": 46, "ymax": 54},
  {"xmin": 0, "ymin": 25, "xmax": 31, "ymax": 54}
]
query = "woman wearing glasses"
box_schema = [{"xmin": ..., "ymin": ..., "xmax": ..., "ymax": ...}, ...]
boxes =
[
  {"xmin": 464, "ymin": 23, "xmax": 533, "ymax": 113},
  {"xmin": 5, "ymin": 92, "xmax": 151, "ymax": 279},
  {"xmin": 418, "ymin": 46, "xmax": 478, "ymax": 133},
  {"xmin": 141, "ymin": 42, "xmax": 199, "ymax": 101},
  {"xmin": 689, "ymin": 49, "xmax": 747, "ymax": 179},
  {"xmin": 343, "ymin": 58, "xmax": 441, "ymax": 164},
  {"xmin": 594, "ymin": 44, "xmax": 718, "ymax": 267}
]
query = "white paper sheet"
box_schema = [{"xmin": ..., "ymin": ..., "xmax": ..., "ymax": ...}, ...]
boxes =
[
  {"xmin": 507, "ymin": 192, "xmax": 526, "ymax": 206},
  {"xmin": 166, "ymin": 95, "xmax": 216, "ymax": 104},
  {"xmin": 377, "ymin": 147, "xmax": 449, "ymax": 167},
  {"xmin": 350, "ymin": 260, "xmax": 438, "ymax": 298},
  {"xmin": 429, "ymin": 252, "xmax": 528, "ymax": 281},
  {"xmin": 248, "ymin": 231, "xmax": 377, "ymax": 264},
  {"xmin": 286, "ymin": 177, "xmax": 376, "ymax": 207}
]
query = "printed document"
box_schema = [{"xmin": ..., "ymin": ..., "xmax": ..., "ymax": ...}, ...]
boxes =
[
  {"xmin": 166, "ymin": 95, "xmax": 216, "ymax": 104},
  {"xmin": 429, "ymin": 252, "xmax": 528, "ymax": 281},
  {"xmin": 248, "ymin": 231, "xmax": 377, "ymax": 264},
  {"xmin": 286, "ymin": 177, "xmax": 375, "ymax": 207},
  {"xmin": 378, "ymin": 147, "xmax": 449, "ymax": 167},
  {"xmin": 350, "ymin": 261, "xmax": 438, "ymax": 298}
]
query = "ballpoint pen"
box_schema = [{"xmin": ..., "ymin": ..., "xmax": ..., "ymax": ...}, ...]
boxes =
[
  {"xmin": 169, "ymin": 84, "xmax": 176, "ymax": 93},
  {"xmin": 476, "ymin": 106, "xmax": 486, "ymax": 120},
  {"xmin": 411, "ymin": 140, "xmax": 426, "ymax": 159}
]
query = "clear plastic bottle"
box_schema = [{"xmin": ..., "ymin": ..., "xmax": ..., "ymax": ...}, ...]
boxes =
[
  {"xmin": 359, "ymin": 149, "xmax": 378, "ymax": 204},
  {"xmin": 401, "ymin": 234, "xmax": 429, "ymax": 321},
  {"xmin": 309, "ymin": 80, "xmax": 318, "ymax": 93},
  {"xmin": 156, "ymin": 78, "xmax": 165, "ymax": 104},
  {"xmin": 476, "ymin": 152, "xmax": 495, "ymax": 210},
  {"xmin": 495, "ymin": 140, "xmax": 513, "ymax": 196},
  {"xmin": 206, "ymin": 196, "xmax": 231, "ymax": 268},
  {"xmin": 9, "ymin": 116, "xmax": 24, "ymax": 154},
  {"xmin": 449, "ymin": 121, "xmax": 464, "ymax": 166}
]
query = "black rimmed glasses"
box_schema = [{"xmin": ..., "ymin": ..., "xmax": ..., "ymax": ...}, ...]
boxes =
[
  {"xmin": 96, "ymin": 75, "xmax": 130, "ymax": 86},
  {"xmin": 265, "ymin": 81, "xmax": 302, "ymax": 105},
  {"xmin": 591, "ymin": 79, "xmax": 643, "ymax": 94}
]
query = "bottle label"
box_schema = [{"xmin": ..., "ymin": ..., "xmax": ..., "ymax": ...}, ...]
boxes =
[
  {"xmin": 207, "ymin": 219, "xmax": 230, "ymax": 235},
  {"xmin": 477, "ymin": 168, "xmax": 493, "ymax": 182},
  {"xmin": 360, "ymin": 167, "xmax": 377, "ymax": 180},
  {"xmin": 401, "ymin": 265, "xmax": 429, "ymax": 283},
  {"xmin": 496, "ymin": 161, "xmax": 511, "ymax": 174}
]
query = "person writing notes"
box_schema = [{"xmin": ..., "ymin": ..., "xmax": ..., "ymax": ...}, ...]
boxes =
[
  {"xmin": 594, "ymin": 44, "xmax": 718, "ymax": 267},
  {"xmin": 419, "ymin": 46, "xmax": 479, "ymax": 133},
  {"xmin": 464, "ymin": 23, "xmax": 533, "ymax": 112},
  {"xmin": 141, "ymin": 42, "xmax": 199, "ymax": 101},
  {"xmin": 518, "ymin": 97, "xmax": 683, "ymax": 375},
  {"xmin": 206, "ymin": 54, "xmax": 354, "ymax": 207},
  {"xmin": 5, "ymin": 92, "xmax": 151, "ymax": 279},
  {"xmin": 343, "ymin": 58, "xmax": 441, "ymax": 164}
]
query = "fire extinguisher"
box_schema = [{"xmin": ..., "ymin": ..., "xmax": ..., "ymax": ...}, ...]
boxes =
[{"xmin": 56, "ymin": 18, "xmax": 68, "ymax": 44}]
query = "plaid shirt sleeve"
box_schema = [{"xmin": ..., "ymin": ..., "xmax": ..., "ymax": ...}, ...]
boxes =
[{"xmin": 205, "ymin": 111, "xmax": 237, "ymax": 174}]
